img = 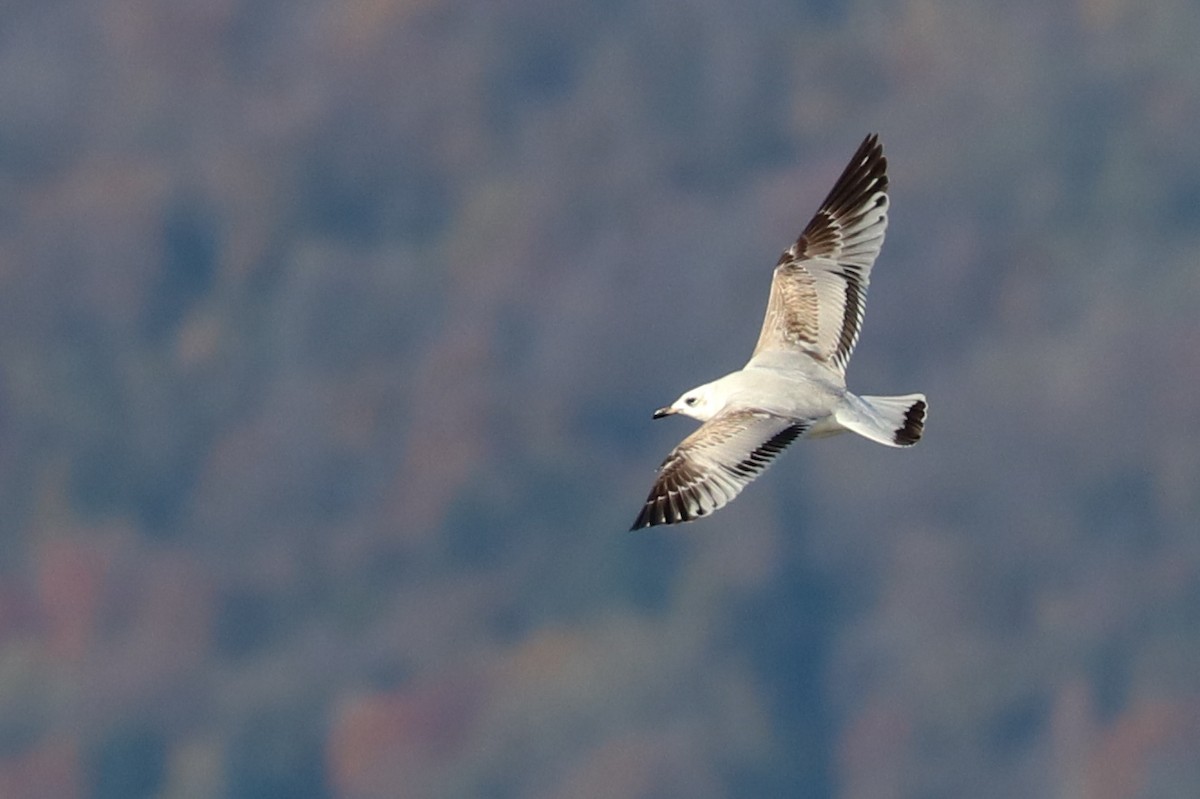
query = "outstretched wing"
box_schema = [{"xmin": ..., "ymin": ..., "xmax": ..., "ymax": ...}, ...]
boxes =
[
  {"xmin": 750, "ymin": 134, "xmax": 889, "ymax": 374},
  {"xmin": 630, "ymin": 410, "xmax": 808, "ymax": 529}
]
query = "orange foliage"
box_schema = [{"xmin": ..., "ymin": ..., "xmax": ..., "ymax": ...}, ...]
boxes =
[
  {"xmin": 34, "ymin": 537, "xmax": 112, "ymax": 661},
  {"xmin": 327, "ymin": 676, "xmax": 485, "ymax": 796},
  {"xmin": 0, "ymin": 736, "xmax": 81, "ymax": 799},
  {"xmin": 1085, "ymin": 700, "xmax": 1200, "ymax": 799}
]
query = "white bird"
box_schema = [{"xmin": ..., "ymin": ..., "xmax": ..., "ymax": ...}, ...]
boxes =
[{"xmin": 631, "ymin": 134, "xmax": 926, "ymax": 529}]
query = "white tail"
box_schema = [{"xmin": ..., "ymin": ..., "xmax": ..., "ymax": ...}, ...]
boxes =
[{"xmin": 835, "ymin": 393, "xmax": 927, "ymax": 447}]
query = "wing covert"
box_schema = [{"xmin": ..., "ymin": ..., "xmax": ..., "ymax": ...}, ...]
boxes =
[
  {"xmin": 751, "ymin": 134, "xmax": 889, "ymax": 374},
  {"xmin": 630, "ymin": 411, "xmax": 808, "ymax": 529}
]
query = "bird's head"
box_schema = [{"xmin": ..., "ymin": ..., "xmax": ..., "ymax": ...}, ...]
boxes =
[{"xmin": 653, "ymin": 383, "xmax": 722, "ymax": 422}]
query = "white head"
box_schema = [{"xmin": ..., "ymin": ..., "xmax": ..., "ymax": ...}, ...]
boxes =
[{"xmin": 653, "ymin": 382, "xmax": 725, "ymax": 422}]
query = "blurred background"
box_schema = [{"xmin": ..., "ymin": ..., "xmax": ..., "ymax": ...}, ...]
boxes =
[{"xmin": 1, "ymin": 0, "xmax": 1199, "ymax": 797}]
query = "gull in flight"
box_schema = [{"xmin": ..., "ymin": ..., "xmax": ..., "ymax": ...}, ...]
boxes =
[{"xmin": 631, "ymin": 134, "xmax": 926, "ymax": 529}]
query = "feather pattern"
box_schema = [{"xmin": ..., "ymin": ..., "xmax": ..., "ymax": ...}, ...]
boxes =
[
  {"xmin": 631, "ymin": 411, "xmax": 809, "ymax": 529},
  {"xmin": 751, "ymin": 133, "xmax": 889, "ymax": 374},
  {"xmin": 631, "ymin": 134, "xmax": 926, "ymax": 529}
]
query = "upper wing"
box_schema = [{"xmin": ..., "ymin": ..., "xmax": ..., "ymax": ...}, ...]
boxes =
[
  {"xmin": 750, "ymin": 134, "xmax": 889, "ymax": 374},
  {"xmin": 630, "ymin": 410, "xmax": 808, "ymax": 529}
]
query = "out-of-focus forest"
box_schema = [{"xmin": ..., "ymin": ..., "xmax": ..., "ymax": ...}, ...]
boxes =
[{"xmin": 1, "ymin": 0, "xmax": 1199, "ymax": 797}]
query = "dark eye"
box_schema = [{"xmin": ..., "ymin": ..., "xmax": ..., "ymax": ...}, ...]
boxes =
[{"xmin": 685, "ymin": 397, "xmax": 697, "ymax": 406}]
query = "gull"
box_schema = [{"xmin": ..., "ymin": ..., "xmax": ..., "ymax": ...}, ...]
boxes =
[{"xmin": 631, "ymin": 134, "xmax": 927, "ymax": 529}]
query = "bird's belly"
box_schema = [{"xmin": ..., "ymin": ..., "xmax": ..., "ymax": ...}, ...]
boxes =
[
  {"xmin": 804, "ymin": 415, "xmax": 846, "ymax": 438},
  {"xmin": 730, "ymin": 365, "xmax": 844, "ymax": 421}
]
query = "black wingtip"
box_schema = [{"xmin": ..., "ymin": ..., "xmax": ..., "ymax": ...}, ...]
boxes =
[
  {"xmin": 629, "ymin": 497, "xmax": 680, "ymax": 530},
  {"xmin": 810, "ymin": 134, "xmax": 888, "ymax": 221},
  {"xmin": 629, "ymin": 499, "xmax": 658, "ymax": 530}
]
